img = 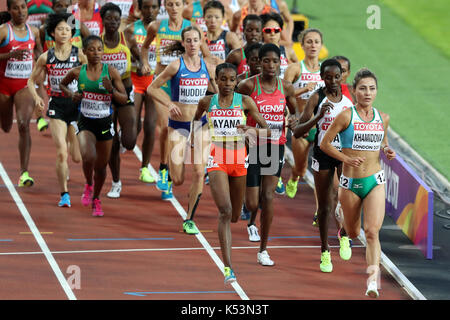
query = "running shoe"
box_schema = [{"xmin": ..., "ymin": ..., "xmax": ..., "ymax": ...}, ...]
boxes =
[
  {"xmin": 312, "ymin": 212, "xmax": 319, "ymax": 227},
  {"xmin": 161, "ymin": 181, "xmax": 173, "ymax": 200},
  {"xmin": 204, "ymin": 168, "xmax": 209, "ymax": 185},
  {"xmin": 275, "ymin": 177, "xmax": 285, "ymax": 195},
  {"xmin": 139, "ymin": 167, "xmax": 155, "ymax": 183},
  {"xmin": 156, "ymin": 168, "xmax": 168, "ymax": 191},
  {"xmin": 320, "ymin": 250, "xmax": 333, "ymax": 273},
  {"xmin": 224, "ymin": 267, "xmax": 236, "ymax": 284},
  {"xmin": 92, "ymin": 198, "xmax": 104, "ymax": 217},
  {"xmin": 81, "ymin": 184, "xmax": 93, "ymax": 206},
  {"xmin": 183, "ymin": 219, "xmax": 199, "ymax": 235},
  {"xmin": 240, "ymin": 204, "xmax": 250, "ymax": 220},
  {"xmin": 18, "ymin": 171, "xmax": 34, "ymax": 187},
  {"xmin": 107, "ymin": 180, "xmax": 122, "ymax": 198},
  {"xmin": 247, "ymin": 224, "xmax": 260, "ymax": 242},
  {"xmin": 338, "ymin": 228, "xmax": 352, "ymax": 261},
  {"xmin": 285, "ymin": 179, "xmax": 298, "ymax": 198},
  {"xmin": 37, "ymin": 117, "xmax": 48, "ymax": 132},
  {"xmin": 257, "ymin": 250, "xmax": 275, "ymax": 266},
  {"xmin": 365, "ymin": 280, "xmax": 379, "ymax": 298},
  {"xmin": 58, "ymin": 193, "xmax": 71, "ymax": 207}
]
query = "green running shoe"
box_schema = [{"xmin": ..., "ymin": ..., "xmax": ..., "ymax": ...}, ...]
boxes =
[
  {"xmin": 18, "ymin": 171, "xmax": 34, "ymax": 187},
  {"xmin": 320, "ymin": 250, "xmax": 333, "ymax": 273},
  {"xmin": 285, "ymin": 179, "xmax": 298, "ymax": 198},
  {"xmin": 183, "ymin": 219, "xmax": 199, "ymax": 235},
  {"xmin": 37, "ymin": 117, "xmax": 49, "ymax": 132},
  {"xmin": 338, "ymin": 229, "xmax": 352, "ymax": 261},
  {"xmin": 139, "ymin": 167, "xmax": 155, "ymax": 183},
  {"xmin": 224, "ymin": 267, "xmax": 236, "ymax": 284}
]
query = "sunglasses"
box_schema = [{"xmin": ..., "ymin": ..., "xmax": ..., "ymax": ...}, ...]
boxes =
[{"xmin": 263, "ymin": 27, "xmax": 281, "ymax": 34}]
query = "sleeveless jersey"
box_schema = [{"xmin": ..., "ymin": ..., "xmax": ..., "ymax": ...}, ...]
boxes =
[
  {"xmin": 26, "ymin": 0, "xmax": 52, "ymax": 29},
  {"xmin": 170, "ymin": 56, "xmax": 209, "ymax": 105},
  {"xmin": 270, "ymin": 0, "xmax": 280, "ymax": 12},
  {"xmin": 293, "ymin": 60, "xmax": 324, "ymax": 100},
  {"xmin": 78, "ymin": 63, "xmax": 113, "ymax": 119},
  {"xmin": 73, "ymin": 3, "xmax": 103, "ymax": 36},
  {"xmin": 239, "ymin": 4, "xmax": 273, "ymax": 33},
  {"xmin": 43, "ymin": 24, "xmax": 83, "ymax": 51},
  {"xmin": 207, "ymin": 31, "xmax": 230, "ymax": 61},
  {"xmin": 208, "ymin": 92, "xmax": 246, "ymax": 142},
  {"xmin": 46, "ymin": 46, "xmax": 81, "ymax": 97},
  {"xmin": 279, "ymin": 45, "xmax": 288, "ymax": 79},
  {"xmin": 248, "ymin": 75, "xmax": 287, "ymax": 145},
  {"xmin": 340, "ymin": 106, "xmax": 385, "ymax": 151},
  {"xmin": 341, "ymin": 83, "xmax": 353, "ymax": 102},
  {"xmin": 313, "ymin": 87, "xmax": 353, "ymax": 150},
  {"xmin": 0, "ymin": 23, "xmax": 35, "ymax": 80},
  {"xmin": 132, "ymin": 19, "xmax": 156, "ymax": 73},
  {"xmin": 155, "ymin": 19, "xmax": 191, "ymax": 65},
  {"xmin": 237, "ymin": 47, "xmax": 249, "ymax": 74},
  {"xmin": 191, "ymin": 1, "xmax": 207, "ymax": 33},
  {"xmin": 104, "ymin": 0, "xmax": 133, "ymax": 19},
  {"xmin": 101, "ymin": 32, "xmax": 132, "ymax": 80}
]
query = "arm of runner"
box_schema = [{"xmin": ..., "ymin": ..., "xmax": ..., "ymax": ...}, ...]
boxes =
[
  {"xmin": 147, "ymin": 59, "xmax": 181, "ymax": 117},
  {"xmin": 236, "ymin": 76, "xmax": 253, "ymax": 96},
  {"xmin": 27, "ymin": 52, "xmax": 48, "ymax": 112},
  {"xmin": 278, "ymin": 0, "xmax": 293, "ymax": 46},
  {"xmin": 206, "ymin": 61, "xmax": 218, "ymax": 93},
  {"xmin": 140, "ymin": 20, "xmax": 159, "ymax": 75},
  {"xmin": 230, "ymin": 10, "xmax": 241, "ymax": 33},
  {"xmin": 60, "ymin": 66, "xmax": 82, "ymax": 102},
  {"xmin": 239, "ymin": 95, "xmax": 271, "ymax": 138},
  {"xmin": 182, "ymin": 2, "xmax": 193, "ymax": 20},
  {"xmin": 124, "ymin": 24, "xmax": 141, "ymax": 67},
  {"xmin": 380, "ymin": 111, "xmax": 396, "ymax": 160},
  {"xmin": 32, "ymin": 25, "xmax": 43, "ymax": 59},
  {"xmin": 189, "ymin": 95, "xmax": 211, "ymax": 147},
  {"xmin": 226, "ymin": 30, "xmax": 243, "ymax": 50},
  {"xmin": 320, "ymin": 109, "xmax": 365, "ymax": 167},
  {"xmin": 80, "ymin": 21, "xmax": 90, "ymax": 38},
  {"xmin": 105, "ymin": 65, "xmax": 129, "ymax": 106},
  {"xmin": 291, "ymin": 93, "xmax": 323, "ymax": 138}
]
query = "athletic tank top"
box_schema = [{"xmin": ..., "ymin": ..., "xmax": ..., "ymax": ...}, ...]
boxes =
[
  {"xmin": 248, "ymin": 75, "xmax": 287, "ymax": 145},
  {"xmin": 171, "ymin": 56, "xmax": 210, "ymax": 104},
  {"xmin": 208, "ymin": 92, "xmax": 246, "ymax": 142},
  {"xmin": 46, "ymin": 46, "xmax": 81, "ymax": 97},
  {"xmin": 340, "ymin": 106, "xmax": 385, "ymax": 151},
  {"xmin": 155, "ymin": 19, "xmax": 191, "ymax": 65},
  {"xmin": 104, "ymin": 0, "xmax": 133, "ymax": 19},
  {"xmin": 237, "ymin": 47, "xmax": 249, "ymax": 74},
  {"xmin": 293, "ymin": 60, "xmax": 324, "ymax": 100},
  {"xmin": 73, "ymin": 3, "xmax": 103, "ymax": 36},
  {"xmin": 132, "ymin": 19, "xmax": 156, "ymax": 73},
  {"xmin": 191, "ymin": 1, "xmax": 207, "ymax": 33},
  {"xmin": 279, "ymin": 45, "xmax": 288, "ymax": 79},
  {"xmin": 44, "ymin": 25, "xmax": 83, "ymax": 51},
  {"xmin": 313, "ymin": 87, "xmax": 353, "ymax": 150},
  {"xmin": 0, "ymin": 23, "xmax": 35, "ymax": 79},
  {"xmin": 240, "ymin": 4, "xmax": 272, "ymax": 33},
  {"xmin": 101, "ymin": 32, "xmax": 132, "ymax": 80},
  {"xmin": 341, "ymin": 83, "xmax": 353, "ymax": 102},
  {"xmin": 207, "ymin": 31, "xmax": 230, "ymax": 61},
  {"xmin": 26, "ymin": 0, "xmax": 52, "ymax": 28},
  {"xmin": 78, "ymin": 63, "xmax": 113, "ymax": 119},
  {"xmin": 270, "ymin": 0, "xmax": 280, "ymax": 12}
]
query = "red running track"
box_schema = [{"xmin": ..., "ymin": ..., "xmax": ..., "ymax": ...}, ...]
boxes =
[{"xmin": 0, "ymin": 122, "xmax": 411, "ymax": 300}]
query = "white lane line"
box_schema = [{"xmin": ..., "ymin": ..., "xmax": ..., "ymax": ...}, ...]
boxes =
[
  {"xmin": 0, "ymin": 244, "xmax": 366, "ymax": 256},
  {"xmin": 133, "ymin": 146, "xmax": 250, "ymax": 300},
  {"xmin": 0, "ymin": 162, "xmax": 76, "ymax": 300}
]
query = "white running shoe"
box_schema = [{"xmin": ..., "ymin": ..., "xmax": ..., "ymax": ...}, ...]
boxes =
[
  {"xmin": 365, "ymin": 280, "xmax": 379, "ymax": 298},
  {"xmin": 247, "ymin": 224, "xmax": 260, "ymax": 242},
  {"xmin": 257, "ymin": 250, "xmax": 275, "ymax": 266},
  {"xmin": 107, "ymin": 180, "xmax": 122, "ymax": 198}
]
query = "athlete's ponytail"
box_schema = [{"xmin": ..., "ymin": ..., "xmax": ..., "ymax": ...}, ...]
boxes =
[{"xmin": 163, "ymin": 26, "xmax": 203, "ymax": 56}]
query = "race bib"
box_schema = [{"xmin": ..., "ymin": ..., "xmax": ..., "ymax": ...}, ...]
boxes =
[{"xmin": 80, "ymin": 91, "xmax": 112, "ymax": 118}]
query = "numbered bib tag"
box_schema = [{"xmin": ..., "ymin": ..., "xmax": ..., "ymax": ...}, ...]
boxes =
[
  {"xmin": 311, "ymin": 157, "xmax": 320, "ymax": 172},
  {"xmin": 339, "ymin": 175, "xmax": 350, "ymax": 189},
  {"xmin": 375, "ymin": 170, "xmax": 385, "ymax": 185}
]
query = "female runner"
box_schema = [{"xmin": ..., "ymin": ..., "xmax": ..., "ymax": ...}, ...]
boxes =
[
  {"xmin": 320, "ymin": 68, "xmax": 396, "ymax": 298},
  {"xmin": 192, "ymin": 62, "xmax": 269, "ymax": 283}
]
